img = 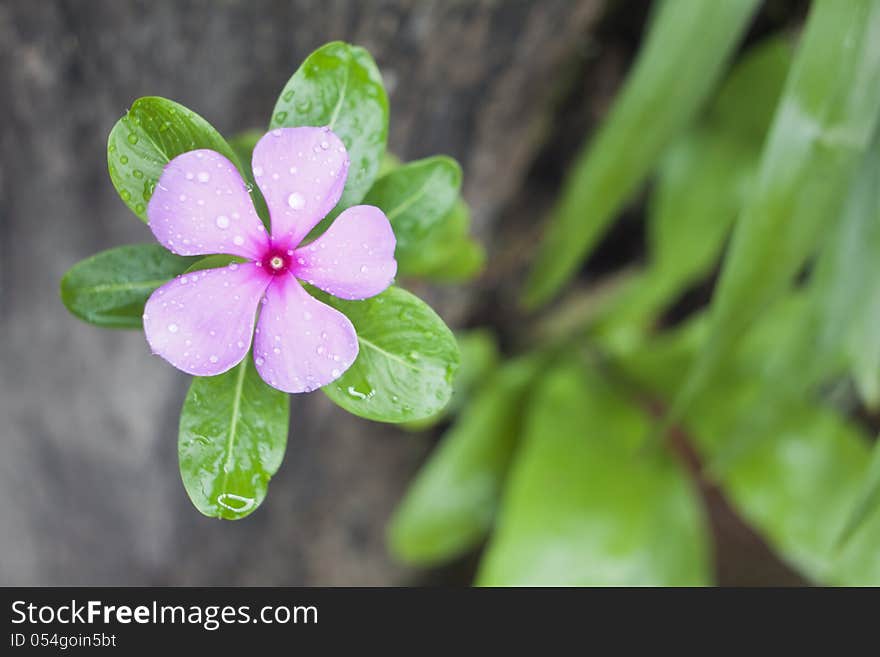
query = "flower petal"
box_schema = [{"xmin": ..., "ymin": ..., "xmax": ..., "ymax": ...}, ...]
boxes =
[
  {"xmin": 253, "ymin": 273, "xmax": 358, "ymax": 393},
  {"xmin": 252, "ymin": 127, "xmax": 349, "ymax": 248},
  {"xmin": 144, "ymin": 263, "xmax": 271, "ymax": 376},
  {"xmin": 293, "ymin": 205, "xmax": 397, "ymax": 300},
  {"xmin": 147, "ymin": 149, "xmax": 268, "ymax": 259}
]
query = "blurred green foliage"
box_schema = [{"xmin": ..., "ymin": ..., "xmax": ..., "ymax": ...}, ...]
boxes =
[{"xmin": 393, "ymin": 0, "xmax": 880, "ymax": 585}]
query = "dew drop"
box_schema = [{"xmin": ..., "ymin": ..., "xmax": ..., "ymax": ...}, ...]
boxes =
[
  {"xmin": 233, "ymin": 235, "xmax": 245, "ymax": 246},
  {"xmin": 197, "ymin": 171, "xmax": 210, "ymax": 183},
  {"xmin": 287, "ymin": 192, "xmax": 305, "ymax": 210},
  {"xmin": 209, "ymin": 355, "xmax": 219, "ymax": 363},
  {"xmin": 215, "ymin": 215, "xmax": 230, "ymax": 229},
  {"xmin": 167, "ymin": 323, "xmax": 179, "ymax": 333}
]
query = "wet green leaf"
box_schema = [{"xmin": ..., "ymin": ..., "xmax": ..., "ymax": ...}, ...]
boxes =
[
  {"xmin": 107, "ymin": 96, "xmax": 241, "ymax": 223},
  {"xmin": 60, "ymin": 244, "xmax": 194, "ymax": 329},
  {"xmin": 270, "ymin": 41, "xmax": 389, "ymax": 210},
  {"xmin": 363, "ymin": 156, "xmax": 462, "ymax": 275},
  {"xmin": 179, "ymin": 357, "xmax": 289, "ymax": 520},
  {"xmin": 389, "ymin": 356, "xmax": 539, "ymax": 565},
  {"xmin": 404, "ymin": 328, "xmax": 500, "ymax": 431},
  {"xmin": 523, "ymin": 0, "xmax": 759, "ymax": 308},
  {"xmin": 319, "ymin": 286, "xmax": 460, "ymax": 423},
  {"xmin": 477, "ymin": 362, "xmax": 712, "ymax": 586}
]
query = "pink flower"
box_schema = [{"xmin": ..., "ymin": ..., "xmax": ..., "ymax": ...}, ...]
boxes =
[{"xmin": 142, "ymin": 127, "xmax": 397, "ymax": 392}]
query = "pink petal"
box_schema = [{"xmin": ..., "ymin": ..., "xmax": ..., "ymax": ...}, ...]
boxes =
[
  {"xmin": 147, "ymin": 149, "xmax": 269, "ymax": 260},
  {"xmin": 144, "ymin": 263, "xmax": 272, "ymax": 376},
  {"xmin": 253, "ymin": 273, "xmax": 358, "ymax": 393},
  {"xmin": 252, "ymin": 127, "xmax": 349, "ymax": 248},
  {"xmin": 293, "ymin": 205, "xmax": 397, "ymax": 300}
]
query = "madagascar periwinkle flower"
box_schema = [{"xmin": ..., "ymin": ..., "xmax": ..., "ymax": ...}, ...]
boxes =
[{"xmin": 142, "ymin": 126, "xmax": 397, "ymax": 392}]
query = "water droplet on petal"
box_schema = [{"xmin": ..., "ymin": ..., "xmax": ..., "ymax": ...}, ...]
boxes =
[
  {"xmin": 167, "ymin": 323, "xmax": 179, "ymax": 333},
  {"xmin": 287, "ymin": 192, "xmax": 305, "ymax": 210},
  {"xmin": 197, "ymin": 171, "xmax": 210, "ymax": 183},
  {"xmin": 215, "ymin": 215, "xmax": 230, "ymax": 229}
]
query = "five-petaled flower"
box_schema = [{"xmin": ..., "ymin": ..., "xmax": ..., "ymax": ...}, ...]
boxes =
[{"xmin": 142, "ymin": 126, "xmax": 397, "ymax": 393}]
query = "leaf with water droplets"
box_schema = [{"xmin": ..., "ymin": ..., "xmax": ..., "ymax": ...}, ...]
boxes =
[
  {"xmin": 404, "ymin": 328, "xmax": 500, "ymax": 431},
  {"xmin": 179, "ymin": 357, "xmax": 289, "ymax": 520},
  {"xmin": 362, "ymin": 156, "xmax": 464, "ymax": 276},
  {"xmin": 317, "ymin": 286, "xmax": 460, "ymax": 423},
  {"xmin": 270, "ymin": 41, "xmax": 389, "ymax": 211},
  {"xmin": 60, "ymin": 244, "xmax": 195, "ymax": 328},
  {"xmin": 108, "ymin": 96, "xmax": 242, "ymax": 223}
]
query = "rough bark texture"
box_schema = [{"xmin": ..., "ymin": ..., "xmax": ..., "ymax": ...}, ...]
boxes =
[{"xmin": 0, "ymin": 0, "xmax": 605, "ymax": 585}]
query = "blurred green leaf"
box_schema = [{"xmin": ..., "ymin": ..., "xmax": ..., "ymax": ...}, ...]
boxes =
[
  {"xmin": 810, "ymin": 129, "xmax": 880, "ymax": 408},
  {"xmin": 60, "ymin": 244, "xmax": 194, "ymax": 329},
  {"xmin": 477, "ymin": 361, "xmax": 712, "ymax": 586},
  {"xmin": 597, "ymin": 36, "xmax": 792, "ymax": 347},
  {"xmin": 523, "ymin": 0, "xmax": 759, "ymax": 308},
  {"xmin": 401, "ymin": 200, "xmax": 485, "ymax": 283},
  {"xmin": 270, "ymin": 41, "xmax": 389, "ymax": 210},
  {"xmin": 404, "ymin": 328, "xmax": 500, "ymax": 431},
  {"xmin": 107, "ymin": 96, "xmax": 241, "ymax": 222},
  {"xmin": 617, "ymin": 300, "xmax": 880, "ymax": 584},
  {"xmin": 681, "ymin": 0, "xmax": 880, "ymax": 412},
  {"xmin": 389, "ymin": 356, "xmax": 540, "ymax": 566},
  {"xmin": 835, "ymin": 438, "xmax": 880, "ymax": 551},
  {"xmin": 319, "ymin": 286, "xmax": 460, "ymax": 423},
  {"xmin": 363, "ymin": 156, "xmax": 462, "ymax": 275},
  {"xmin": 179, "ymin": 357, "xmax": 289, "ymax": 520}
]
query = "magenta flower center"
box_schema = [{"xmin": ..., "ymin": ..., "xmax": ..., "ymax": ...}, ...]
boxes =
[{"xmin": 259, "ymin": 246, "xmax": 292, "ymax": 275}]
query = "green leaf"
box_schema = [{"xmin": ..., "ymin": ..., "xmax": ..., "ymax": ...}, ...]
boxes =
[
  {"xmin": 523, "ymin": 0, "xmax": 760, "ymax": 308},
  {"xmin": 810, "ymin": 128, "xmax": 880, "ymax": 408},
  {"xmin": 681, "ymin": 0, "xmax": 880, "ymax": 412},
  {"xmin": 318, "ymin": 286, "xmax": 460, "ymax": 423},
  {"xmin": 422, "ymin": 237, "xmax": 486, "ymax": 283},
  {"xmin": 362, "ymin": 156, "xmax": 462, "ymax": 274},
  {"xmin": 179, "ymin": 357, "xmax": 289, "ymax": 520},
  {"xmin": 398, "ymin": 199, "xmax": 485, "ymax": 282},
  {"xmin": 404, "ymin": 328, "xmax": 500, "ymax": 431},
  {"xmin": 835, "ymin": 438, "xmax": 880, "ymax": 550},
  {"xmin": 270, "ymin": 41, "xmax": 389, "ymax": 210},
  {"xmin": 617, "ymin": 301, "xmax": 880, "ymax": 585},
  {"xmin": 184, "ymin": 254, "xmax": 245, "ymax": 274},
  {"xmin": 597, "ymin": 36, "xmax": 792, "ymax": 344},
  {"xmin": 60, "ymin": 244, "xmax": 194, "ymax": 329},
  {"xmin": 107, "ymin": 96, "xmax": 242, "ymax": 222},
  {"xmin": 389, "ymin": 356, "xmax": 539, "ymax": 566},
  {"xmin": 477, "ymin": 361, "xmax": 712, "ymax": 586}
]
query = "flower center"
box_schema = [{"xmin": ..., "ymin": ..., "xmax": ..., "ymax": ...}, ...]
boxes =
[{"xmin": 259, "ymin": 247, "xmax": 292, "ymax": 275}]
